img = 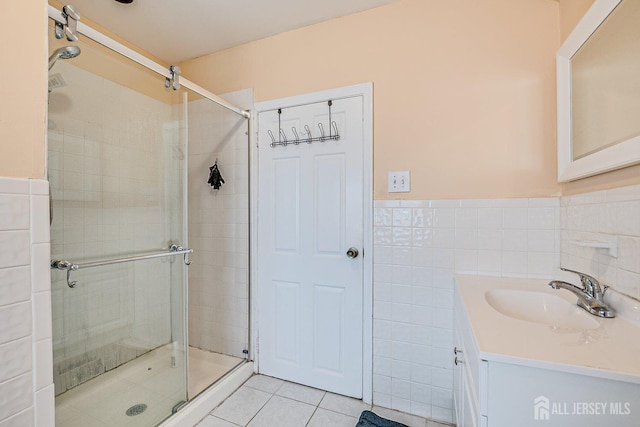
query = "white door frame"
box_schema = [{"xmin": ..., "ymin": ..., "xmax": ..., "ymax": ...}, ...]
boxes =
[{"xmin": 249, "ymin": 83, "xmax": 373, "ymax": 403}]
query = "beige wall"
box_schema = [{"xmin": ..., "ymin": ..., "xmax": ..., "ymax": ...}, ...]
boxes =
[
  {"xmin": 9, "ymin": 0, "xmax": 627, "ymax": 195},
  {"xmin": 0, "ymin": 1, "xmax": 47, "ymax": 179},
  {"xmin": 558, "ymin": 0, "xmax": 640, "ymax": 195},
  {"xmin": 182, "ymin": 0, "xmax": 562, "ymax": 200},
  {"xmin": 559, "ymin": 0, "xmax": 594, "ymax": 41},
  {"xmin": 5, "ymin": 0, "xmax": 216, "ymax": 183},
  {"xmin": 0, "ymin": 0, "xmax": 168, "ymax": 180}
]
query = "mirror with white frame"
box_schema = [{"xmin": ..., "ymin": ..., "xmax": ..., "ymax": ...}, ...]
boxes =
[{"xmin": 557, "ymin": 0, "xmax": 640, "ymax": 182}]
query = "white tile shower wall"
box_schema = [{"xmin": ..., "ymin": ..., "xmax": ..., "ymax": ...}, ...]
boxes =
[
  {"xmin": 48, "ymin": 61, "xmax": 183, "ymax": 394},
  {"xmin": 187, "ymin": 89, "xmax": 252, "ymax": 358},
  {"xmin": 0, "ymin": 177, "xmax": 54, "ymax": 427},
  {"xmin": 373, "ymin": 198, "xmax": 560, "ymax": 423},
  {"xmin": 561, "ymin": 184, "xmax": 640, "ymax": 301}
]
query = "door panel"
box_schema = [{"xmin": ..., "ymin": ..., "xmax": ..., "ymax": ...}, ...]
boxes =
[
  {"xmin": 273, "ymin": 280, "xmax": 299, "ymax": 362},
  {"xmin": 314, "ymin": 154, "xmax": 345, "ymax": 255},
  {"xmin": 313, "ymin": 284, "xmax": 345, "ymax": 372},
  {"xmin": 258, "ymin": 96, "xmax": 364, "ymax": 397},
  {"xmin": 273, "ymin": 158, "xmax": 299, "ymax": 252}
]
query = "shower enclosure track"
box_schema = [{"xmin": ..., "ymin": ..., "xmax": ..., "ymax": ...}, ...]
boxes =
[
  {"xmin": 51, "ymin": 245, "xmax": 193, "ymax": 288},
  {"xmin": 48, "ymin": 5, "xmax": 250, "ymax": 119}
]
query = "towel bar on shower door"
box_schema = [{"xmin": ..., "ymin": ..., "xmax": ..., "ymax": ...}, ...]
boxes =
[{"xmin": 51, "ymin": 244, "xmax": 193, "ymax": 288}]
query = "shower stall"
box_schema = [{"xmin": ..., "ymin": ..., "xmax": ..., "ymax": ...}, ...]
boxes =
[{"xmin": 47, "ymin": 6, "xmax": 251, "ymax": 427}]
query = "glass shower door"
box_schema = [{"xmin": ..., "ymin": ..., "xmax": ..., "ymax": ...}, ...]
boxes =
[
  {"xmin": 184, "ymin": 87, "xmax": 251, "ymax": 399},
  {"xmin": 48, "ymin": 26, "xmax": 189, "ymax": 427}
]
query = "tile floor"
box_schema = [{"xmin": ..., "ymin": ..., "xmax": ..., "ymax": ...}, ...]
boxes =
[
  {"xmin": 196, "ymin": 375, "xmax": 454, "ymax": 427},
  {"xmin": 55, "ymin": 345, "xmax": 242, "ymax": 427}
]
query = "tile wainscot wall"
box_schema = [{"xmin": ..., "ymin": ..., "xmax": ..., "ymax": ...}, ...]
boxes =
[
  {"xmin": 9, "ymin": 176, "xmax": 640, "ymax": 426},
  {"xmin": 561, "ymin": 184, "xmax": 640, "ymax": 306},
  {"xmin": 373, "ymin": 189, "xmax": 640, "ymax": 423},
  {"xmin": 0, "ymin": 178, "xmax": 54, "ymax": 427},
  {"xmin": 372, "ymin": 197, "xmax": 560, "ymax": 423}
]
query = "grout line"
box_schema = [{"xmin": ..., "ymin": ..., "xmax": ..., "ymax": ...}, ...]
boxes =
[
  {"xmin": 273, "ymin": 378, "xmax": 285, "ymax": 394},
  {"xmin": 241, "ymin": 383, "xmax": 278, "ymax": 426},
  {"xmin": 304, "ymin": 404, "xmax": 320, "ymax": 427}
]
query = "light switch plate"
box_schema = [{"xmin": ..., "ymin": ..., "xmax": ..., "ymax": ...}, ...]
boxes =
[{"xmin": 388, "ymin": 171, "xmax": 410, "ymax": 193}]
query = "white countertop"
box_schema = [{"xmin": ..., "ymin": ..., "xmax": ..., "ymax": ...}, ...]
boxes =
[{"xmin": 455, "ymin": 274, "xmax": 640, "ymax": 384}]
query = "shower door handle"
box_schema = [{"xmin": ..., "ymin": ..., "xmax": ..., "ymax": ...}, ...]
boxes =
[{"xmin": 346, "ymin": 247, "xmax": 359, "ymax": 259}]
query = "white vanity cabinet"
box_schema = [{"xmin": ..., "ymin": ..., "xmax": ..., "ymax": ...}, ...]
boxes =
[
  {"xmin": 454, "ymin": 275, "xmax": 640, "ymax": 427},
  {"xmin": 453, "ymin": 291, "xmax": 486, "ymax": 427}
]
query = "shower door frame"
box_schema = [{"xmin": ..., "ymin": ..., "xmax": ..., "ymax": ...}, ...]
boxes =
[
  {"xmin": 46, "ymin": 4, "xmax": 252, "ymax": 424},
  {"xmin": 251, "ymin": 82, "xmax": 374, "ymax": 403}
]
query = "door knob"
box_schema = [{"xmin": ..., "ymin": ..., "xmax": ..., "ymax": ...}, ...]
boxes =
[{"xmin": 346, "ymin": 247, "xmax": 359, "ymax": 258}]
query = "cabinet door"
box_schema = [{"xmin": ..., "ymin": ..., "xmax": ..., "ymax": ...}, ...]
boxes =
[
  {"xmin": 463, "ymin": 372, "xmax": 478, "ymax": 427},
  {"xmin": 453, "ymin": 328, "xmax": 464, "ymax": 426}
]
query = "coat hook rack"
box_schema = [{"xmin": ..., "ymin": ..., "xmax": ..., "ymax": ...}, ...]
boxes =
[{"xmin": 269, "ymin": 100, "xmax": 340, "ymax": 148}]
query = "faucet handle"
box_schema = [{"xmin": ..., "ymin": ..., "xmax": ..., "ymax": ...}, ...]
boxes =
[{"xmin": 560, "ymin": 267, "xmax": 600, "ymax": 296}]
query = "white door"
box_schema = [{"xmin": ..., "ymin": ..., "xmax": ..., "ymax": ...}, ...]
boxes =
[{"xmin": 257, "ymin": 96, "xmax": 364, "ymax": 397}]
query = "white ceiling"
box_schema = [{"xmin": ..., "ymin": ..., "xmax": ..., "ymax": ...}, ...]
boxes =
[{"xmin": 66, "ymin": 0, "xmax": 400, "ymax": 63}]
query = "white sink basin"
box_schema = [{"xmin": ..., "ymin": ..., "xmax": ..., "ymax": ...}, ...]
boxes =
[{"xmin": 485, "ymin": 289, "xmax": 600, "ymax": 330}]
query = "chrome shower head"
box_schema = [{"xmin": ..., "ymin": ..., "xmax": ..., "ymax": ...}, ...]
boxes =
[{"xmin": 48, "ymin": 46, "xmax": 81, "ymax": 70}]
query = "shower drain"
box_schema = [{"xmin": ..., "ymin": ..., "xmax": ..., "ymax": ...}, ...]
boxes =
[{"xmin": 125, "ymin": 404, "xmax": 148, "ymax": 416}]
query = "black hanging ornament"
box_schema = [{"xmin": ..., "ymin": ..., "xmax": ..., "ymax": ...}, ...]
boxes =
[{"xmin": 207, "ymin": 161, "xmax": 225, "ymax": 189}]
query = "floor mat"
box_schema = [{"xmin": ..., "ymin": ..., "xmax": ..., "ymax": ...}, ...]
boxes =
[{"xmin": 356, "ymin": 410, "xmax": 409, "ymax": 427}]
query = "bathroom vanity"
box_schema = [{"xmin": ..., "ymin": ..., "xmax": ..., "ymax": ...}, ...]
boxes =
[{"xmin": 453, "ymin": 275, "xmax": 640, "ymax": 427}]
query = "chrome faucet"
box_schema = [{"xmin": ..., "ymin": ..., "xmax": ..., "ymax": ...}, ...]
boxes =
[{"xmin": 548, "ymin": 268, "xmax": 615, "ymax": 318}]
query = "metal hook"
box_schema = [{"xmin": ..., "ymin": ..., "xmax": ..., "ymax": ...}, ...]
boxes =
[
  {"xmin": 170, "ymin": 244, "xmax": 192, "ymax": 266},
  {"xmin": 269, "ymin": 102, "xmax": 340, "ymax": 148},
  {"xmin": 317, "ymin": 123, "xmax": 326, "ymax": 141},
  {"xmin": 268, "ymin": 130, "xmax": 276, "ymax": 147},
  {"xmin": 331, "ymin": 121, "xmax": 339, "ymax": 140},
  {"xmin": 52, "ymin": 260, "xmax": 78, "ymax": 288},
  {"xmin": 304, "ymin": 125, "xmax": 313, "ymax": 143},
  {"xmin": 279, "ymin": 129, "xmax": 288, "ymax": 146},
  {"xmin": 67, "ymin": 269, "xmax": 77, "ymax": 288}
]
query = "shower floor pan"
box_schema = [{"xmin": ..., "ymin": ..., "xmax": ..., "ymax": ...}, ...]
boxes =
[{"xmin": 55, "ymin": 345, "xmax": 242, "ymax": 427}]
